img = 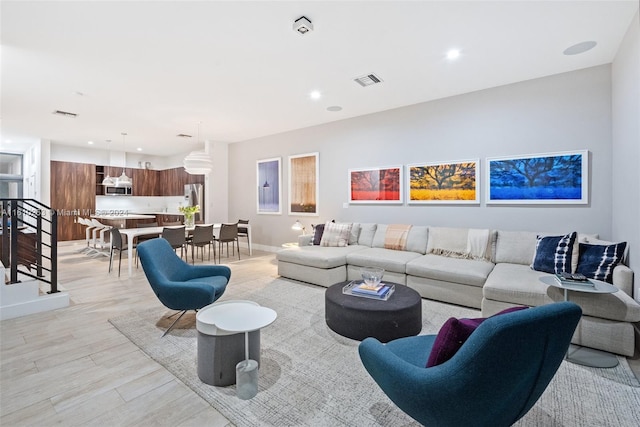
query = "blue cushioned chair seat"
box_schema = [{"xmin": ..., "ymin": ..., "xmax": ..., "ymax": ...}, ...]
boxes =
[{"xmin": 385, "ymin": 335, "xmax": 435, "ymax": 367}]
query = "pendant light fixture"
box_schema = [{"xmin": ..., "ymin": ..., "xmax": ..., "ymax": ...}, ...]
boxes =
[
  {"xmin": 101, "ymin": 139, "xmax": 115, "ymax": 186},
  {"xmin": 117, "ymin": 132, "xmax": 132, "ymax": 185},
  {"xmin": 184, "ymin": 122, "xmax": 212, "ymax": 175}
]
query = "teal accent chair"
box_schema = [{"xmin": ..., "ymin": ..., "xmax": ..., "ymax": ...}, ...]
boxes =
[
  {"xmin": 358, "ymin": 301, "xmax": 582, "ymax": 427},
  {"xmin": 137, "ymin": 238, "xmax": 231, "ymax": 336}
]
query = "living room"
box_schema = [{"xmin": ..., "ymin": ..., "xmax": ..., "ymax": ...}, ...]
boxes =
[{"xmin": 2, "ymin": 1, "xmax": 639, "ymax": 425}]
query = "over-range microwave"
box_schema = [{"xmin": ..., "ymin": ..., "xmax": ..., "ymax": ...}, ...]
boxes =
[{"xmin": 105, "ymin": 185, "xmax": 132, "ymax": 196}]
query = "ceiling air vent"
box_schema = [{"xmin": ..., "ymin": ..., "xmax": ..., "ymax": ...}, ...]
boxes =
[
  {"xmin": 354, "ymin": 73, "xmax": 383, "ymax": 87},
  {"xmin": 52, "ymin": 110, "xmax": 78, "ymax": 118},
  {"xmin": 177, "ymin": 134, "xmax": 192, "ymax": 138}
]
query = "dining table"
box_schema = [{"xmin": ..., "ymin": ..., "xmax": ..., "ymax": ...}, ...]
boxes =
[{"xmin": 118, "ymin": 223, "xmax": 252, "ymax": 277}]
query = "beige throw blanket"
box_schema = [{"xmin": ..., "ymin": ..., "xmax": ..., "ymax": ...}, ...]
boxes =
[
  {"xmin": 466, "ymin": 228, "xmax": 490, "ymax": 259},
  {"xmin": 384, "ymin": 224, "xmax": 412, "ymax": 250}
]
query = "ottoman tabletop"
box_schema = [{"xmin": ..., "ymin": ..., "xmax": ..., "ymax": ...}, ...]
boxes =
[{"xmin": 325, "ymin": 281, "xmax": 422, "ymax": 343}]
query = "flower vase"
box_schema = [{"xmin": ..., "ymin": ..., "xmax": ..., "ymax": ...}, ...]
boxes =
[{"xmin": 184, "ymin": 214, "xmax": 195, "ymax": 229}]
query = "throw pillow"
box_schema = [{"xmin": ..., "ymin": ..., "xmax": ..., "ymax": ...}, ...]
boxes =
[
  {"xmin": 426, "ymin": 306, "xmax": 528, "ymax": 368},
  {"xmin": 312, "ymin": 224, "xmax": 326, "ymax": 246},
  {"xmin": 576, "ymin": 242, "xmax": 627, "ymax": 284},
  {"xmin": 531, "ymin": 232, "xmax": 577, "ymax": 274},
  {"xmin": 320, "ymin": 222, "xmax": 353, "ymax": 247}
]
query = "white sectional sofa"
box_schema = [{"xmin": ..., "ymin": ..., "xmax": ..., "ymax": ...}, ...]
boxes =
[{"xmin": 276, "ymin": 223, "xmax": 640, "ymax": 356}]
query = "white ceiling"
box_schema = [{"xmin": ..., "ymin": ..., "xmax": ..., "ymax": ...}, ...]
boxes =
[{"xmin": 1, "ymin": 1, "xmax": 637, "ymax": 156}]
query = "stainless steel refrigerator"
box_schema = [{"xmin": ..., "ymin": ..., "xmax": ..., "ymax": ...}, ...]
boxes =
[{"xmin": 184, "ymin": 184, "xmax": 204, "ymax": 223}]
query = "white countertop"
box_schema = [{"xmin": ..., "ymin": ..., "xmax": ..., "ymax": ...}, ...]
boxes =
[
  {"xmin": 92, "ymin": 214, "xmax": 156, "ymax": 220},
  {"xmin": 130, "ymin": 211, "xmax": 185, "ymax": 216}
]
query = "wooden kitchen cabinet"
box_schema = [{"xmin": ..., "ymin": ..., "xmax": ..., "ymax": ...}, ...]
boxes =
[
  {"xmin": 105, "ymin": 166, "xmax": 133, "ymax": 183},
  {"xmin": 156, "ymin": 214, "xmax": 184, "ymax": 225},
  {"xmin": 132, "ymin": 168, "xmax": 161, "ymax": 196},
  {"xmin": 160, "ymin": 167, "xmax": 204, "ymax": 196},
  {"xmin": 51, "ymin": 161, "xmax": 96, "ymax": 241},
  {"xmin": 94, "ymin": 165, "xmax": 203, "ymax": 197}
]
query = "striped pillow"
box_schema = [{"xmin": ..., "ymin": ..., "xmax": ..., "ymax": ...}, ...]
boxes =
[
  {"xmin": 531, "ymin": 232, "xmax": 576, "ymax": 274},
  {"xmin": 320, "ymin": 222, "xmax": 353, "ymax": 247},
  {"xmin": 576, "ymin": 242, "xmax": 627, "ymax": 283}
]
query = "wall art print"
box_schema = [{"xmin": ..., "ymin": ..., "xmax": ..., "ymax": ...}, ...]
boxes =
[
  {"xmin": 349, "ymin": 165, "xmax": 403, "ymax": 204},
  {"xmin": 256, "ymin": 157, "xmax": 281, "ymax": 214},
  {"xmin": 407, "ymin": 159, "xmax": 479, "ymax": 204},
  {"xmin": 486, "ymin": 150, "xmax": 588, "ymax": 204},
  {"xmin": 288, "ymin": 152, "xmax": 319, "ymax": 215}
]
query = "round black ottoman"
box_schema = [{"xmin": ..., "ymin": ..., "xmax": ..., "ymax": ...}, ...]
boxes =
[{"xmin": 325, "ymin": 281, "xmax": 422, "ymax": 343}]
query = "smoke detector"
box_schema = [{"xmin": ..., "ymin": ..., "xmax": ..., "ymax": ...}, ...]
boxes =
[{"xmin": 293, "ymin": 16, "xmax": 313, "ymax": 35}]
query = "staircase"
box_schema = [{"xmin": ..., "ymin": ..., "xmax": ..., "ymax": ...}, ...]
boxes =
[{"xmin": 1, "ymin": 199, "xmax": 69, "ymax": 320}]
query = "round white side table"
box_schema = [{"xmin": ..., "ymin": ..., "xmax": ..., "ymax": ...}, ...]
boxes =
[{"xmin": 196, "ymin": 300, "xmax": 277, "ymax": 399}]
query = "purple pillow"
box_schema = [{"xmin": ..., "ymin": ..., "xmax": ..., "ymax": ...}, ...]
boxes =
[{"xmin": 426, "ymin": 306, "xmax": 528, "ymax": 368}]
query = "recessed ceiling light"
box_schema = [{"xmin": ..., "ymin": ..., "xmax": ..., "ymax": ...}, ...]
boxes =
[
  {"xmin": 87, "ymin": 141, "xmax": 94, "ymax": 145},
  {"xmin": 446, "ymin": 49, "xmax": 461, "ymax": 60},
  {"xmin": 137, "ymin": 147, "xmax": 142, "ymax": 151},
  {"xmin": 327, "ymin": 106, "xmax": 342, "ymax": 112},
  {"xmin": 5, "ymin": 140, "xmax": 12, "ymax": 144},
  {"xmin": 310, "ymin": 90, "xmax": 321, "ymax": 100},
  {"xmin": 563, "ymin": 41, "xmax": 597, "ymax": 56}
]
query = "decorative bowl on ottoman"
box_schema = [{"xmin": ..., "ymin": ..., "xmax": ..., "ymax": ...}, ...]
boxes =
[{"xmin": 361, "ymin": 266, "xmax": 384, "ymax": 287}]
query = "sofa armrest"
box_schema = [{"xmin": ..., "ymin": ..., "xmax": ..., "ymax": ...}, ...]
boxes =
[
  {"xmin": 298, "ymin": 234, "xmax": 313, "ymax": 246},
  {"xmin": 612, "ymin": 264, "xmax": 634, "ymax": 297}
]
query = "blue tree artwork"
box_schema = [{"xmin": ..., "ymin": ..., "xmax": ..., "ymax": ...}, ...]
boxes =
[{"xmin": 488, "ymin": 151, "xmax": 587, "ymax": 204}]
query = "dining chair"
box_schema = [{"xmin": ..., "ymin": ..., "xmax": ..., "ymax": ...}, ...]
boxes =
[
  {"xmin": 214, "ymin": 223, "xmax": 240, "ymax": 263},
  {"xmin": 238, "ymin": 219, "xmax": 250, "ymax": 254},
  {"xmin": 108, "ymin": 227, "xmax": 128, "ymax": 277},
  {"xmin": 162, "ymin": 226, "xmax": 187, "ymax": 260},
  {"xmin": 189, "ymin": 224, "xmax": 215, "ymax": 264},
  {"xmin": 135, "ymin": 222, "xmax": 159, "ymax": 267}
]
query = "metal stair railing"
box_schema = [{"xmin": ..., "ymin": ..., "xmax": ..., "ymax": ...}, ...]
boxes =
[{"xmin": 1, "ymin": 198, "xmax": 58, "ymax": 294}]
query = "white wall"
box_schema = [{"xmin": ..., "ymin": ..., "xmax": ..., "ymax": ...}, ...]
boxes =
[
  {"xmin": 40, "ymin": 140, "xmax": 51, "ymax": 206},
  {"xmin": 229, "ymin": 65, "xmax": 614, "ymax": 251},
  {"xmin": 612, "ymin": 12, "xmax": 640, "ymax": 301},
  {"xmin": 50, "ymin": 144, "xmax": 180, "ymax": 170}
]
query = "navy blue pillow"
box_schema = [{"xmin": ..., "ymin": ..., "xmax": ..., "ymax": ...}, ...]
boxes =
[
  {"xmin": 576, "ymin": 242, "xmax": 627, "ymax": 284},
  {"xmin": 312, "ymin": 224, "xmax": 326, "ymax": 246},
  {"xmin": 531, "ymin": 232, "xmax": 577, "ymax": 274}
]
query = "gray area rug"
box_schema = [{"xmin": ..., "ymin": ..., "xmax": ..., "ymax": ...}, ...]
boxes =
[{"xmin": 109, "ymin": 277, "xmax": 640, "ymax": 427}]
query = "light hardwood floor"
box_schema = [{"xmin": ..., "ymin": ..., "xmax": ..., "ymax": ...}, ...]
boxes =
[
  {"xmin": 1, "ymin": 241, "xmax": 275, "ymax": 426},
  {"xmin": 2, "ymin": 241, "xmax": 639, "ymax": 426}
]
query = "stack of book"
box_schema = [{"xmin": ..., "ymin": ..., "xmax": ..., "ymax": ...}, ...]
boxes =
[
  {"xmin": 554, "ymin": 272, "xmax": 594, "ymax": 287},
  {"xmin": 351, "ymin": 282, "xmax": 393, "ymax": 299}
]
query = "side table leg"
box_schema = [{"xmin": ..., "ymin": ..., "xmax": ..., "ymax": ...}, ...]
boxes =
[
  {"xmin": 236, "ymin": 331, "xmax": 259, "ymax": 399},
  {"xmin": 564, "ymin": 289, "xmax": 619, "ymax": 368}
]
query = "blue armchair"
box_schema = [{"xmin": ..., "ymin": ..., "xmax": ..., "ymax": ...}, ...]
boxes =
[
  {"xmin": 137, "ymin": 238, "xmax": 231, "ymax": 336},
  {"xmin": 358, "ymin": 301, "xmax": 582, "ymax": 427}
]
